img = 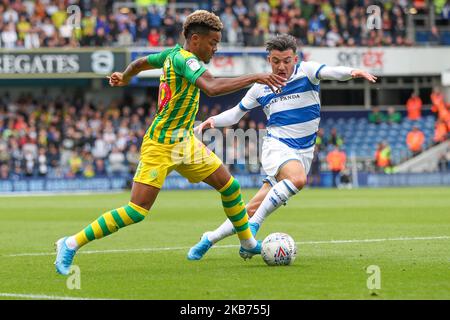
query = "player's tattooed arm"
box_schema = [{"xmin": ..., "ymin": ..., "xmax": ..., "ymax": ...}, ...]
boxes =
[
  {"xmin": 108, "ymin": 57, "xmax": 154, "ymax": 87},
  {"xmin": 196, "ymin": 70, "xmax": 286, "ymax": 97}
]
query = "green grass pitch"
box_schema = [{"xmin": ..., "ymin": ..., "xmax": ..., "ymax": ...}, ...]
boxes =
[{"xmin": 0, "ymin": 187, "xmax": 449, "ymax": 300}]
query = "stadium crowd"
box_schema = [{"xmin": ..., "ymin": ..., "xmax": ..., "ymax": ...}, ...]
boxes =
[
  {"xmin": 0, "ymin": 0, "xmax": 449, "ymax": 49},
  {"xmin": 0, "ymin": 92, "xmax": 269, "ymax": 180},
  {"xmin": 1, "ymin": 88, "xmax": 449, "ymax": 181}
]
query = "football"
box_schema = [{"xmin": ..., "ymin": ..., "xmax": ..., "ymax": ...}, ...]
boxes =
[{"xmin": 261, "ymin": 233, "xmax": 297, "ymax": 266}]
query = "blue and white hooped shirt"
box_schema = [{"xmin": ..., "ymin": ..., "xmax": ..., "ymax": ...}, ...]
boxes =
[{"xmin": 238, "ymin": 61, "xmax": 326, "ymax": 150}]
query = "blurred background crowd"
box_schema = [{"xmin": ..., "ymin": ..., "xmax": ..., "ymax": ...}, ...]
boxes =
[
  {"xmin": 0, "ymin": 0, "xmax": 449, "ymax": 49},
  {"xmin": 0, "ymin": 89, "xmax": 448, "ymax": 181}
]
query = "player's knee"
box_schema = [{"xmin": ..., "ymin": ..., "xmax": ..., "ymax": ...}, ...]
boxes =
[{"xmin": 287, "ymin": 176, "xmax": 307, "ymax": 190}]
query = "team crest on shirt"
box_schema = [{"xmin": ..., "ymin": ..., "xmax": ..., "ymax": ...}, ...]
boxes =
[
  {"xmin": 149, "ymin": 169, "xmax": 158, "ymax": 180},
  {"xmin": 263, "ymin": 86, "xmax": 272, "ymax": 93},
  {"xmin": 186, "ymin": 58, "xmax": 201, "ymax": 71}
]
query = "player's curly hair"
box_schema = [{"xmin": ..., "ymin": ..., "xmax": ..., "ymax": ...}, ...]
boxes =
[
  {"xmin": 182, "ymin": 10, "xmax": 223, "ymax": 40},
  {"xmin": 266, "ymin": 34, "xmax": 298, "ymax": 53}
]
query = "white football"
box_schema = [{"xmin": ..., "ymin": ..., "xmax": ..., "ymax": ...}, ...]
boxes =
[{"xmin": 261, "ymin": 232, "xmax": 297, "ymax": 266}]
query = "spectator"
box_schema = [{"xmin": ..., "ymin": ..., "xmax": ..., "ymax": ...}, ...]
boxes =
[
  {"xmin": 329, "ymin": 127, "xmax": 343, "ymax": 147},
  {"xmin": 0, "ymin": 164, "xmax": 9, "ymax": 180},
  {"xmin": 374, "ymin": 142, "xmax": 392, "ymax": 173},
  {"xmin": 148, "ymin": 28, "xmax": 160, "ymax": 46},
  {"xmin": 326, "ymin": 146, "xmax": 346, "ymax": 188},
  {"xmin": 93, "ymin": 27, "xmax": 108, "ymax": 47},
  {"xmin": 37, "ymin": 147, "xmax": 48, "ymax": 176},
  {"xmin": 431, "ymin": 87, "xmax": 445, "ymax": 109},
  {"xmin": 1, "ymin": 22, "xmax": 18, "ymax": 48},
  {"xmin": 83, "ymin": 163, "xmax": 95, "ymax": 178},
  {"xmin": 24, "ymin": 22, "xmax": 40, "ymax": 48},
  {"xmin": 108, "ymin": 146, "xmax": 126, "ymax": 175},
  {"xmin": 68, "ymin": 151, "xmax": 83, "ymax": 177},
  {"xmin": 433, "ymin": 119, "xmax": 448, "ymax": 144},
  {"xmin": 94, "ymin": 158, "xmax": 107, "ymax": 176},
  {"xmin": 368, "ymin": 106, "xmax": 386, "ymax": 124},
  {"xmin": 431, "ymin": 87, "xmax": 450, "ymax": 129},
  {"xmin": 406, "ymin": 92, "xmax": 423, "ymax": 121},
  {"xmin": 117, "ymin": 28, "xmax": 133, "ymax": 47},
  {"xmin": 339, "ymin": 169, "xmax": 352, "ymax": 189},
  {"xmin": 126, "ymin": 144, "xmax": 140, "ymax": 174},
  {"xmin": 386, "ymin": 107, "xmax": 402, "ymax": 124},
  {"xmin": 406, "ymin": 126, "xmax": 425, "ymax": 156},
  {"xmin": 136, "ymin": 18, "xmax": 150, "ymax": 46},
  {"xmin": 47, "ymin": 144, "xmax": 60, "ymax": 168},
  {"xmin": 438, "ymin": 150, "xmax": 450, "ymax": 172},
  {"xmin": 309, "ymin": 145, "xmax": 321, "ymax": 187},
  {"xmin": 315, "ymin": 127, "xmax": 328, "ymax": 152}
]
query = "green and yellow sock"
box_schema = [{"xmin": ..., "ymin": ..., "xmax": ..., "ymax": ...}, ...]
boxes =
[
  {"xmin": 219, "ymin": 177, "xmax": 256, "ymax": 249},
  {"xmin": 72, "ymin": 202, "xmax": 149, "ymax": 248}
]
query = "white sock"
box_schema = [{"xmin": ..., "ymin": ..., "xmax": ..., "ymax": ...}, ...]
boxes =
[
  {"xmin": 250, "ymin": 179, "xmax": 299, "ymax": 226},
  {"xmin": 206, "ymin": 219, "xmax": 235, "ymax": 244},
  {"xmin": 240, "ymin": 236, "xmax": 257, "ymax": 250},
  {"xmin": 65, "ymin": 236, "xmax": 79, "ymax": 250},
  {"xmin": 206, "ymin": 219, "xmax": 257, "ymax": 249}
]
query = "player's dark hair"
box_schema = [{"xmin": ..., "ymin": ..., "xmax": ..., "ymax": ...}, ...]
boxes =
[
  {"xmin": 265, "ymin": 34, "xmax": 298, "ymax": 53},
  {"xmin": 183, "ymin": 10, "xmax": 223, "ymax": 40}
]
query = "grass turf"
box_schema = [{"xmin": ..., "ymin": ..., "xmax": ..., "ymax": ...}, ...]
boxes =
[{"xmin": 0, "ymin": 187, "xmax": 449, "ymax": 300}]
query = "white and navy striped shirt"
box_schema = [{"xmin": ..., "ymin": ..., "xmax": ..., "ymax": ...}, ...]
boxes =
[{"xmin": 238, "ymin": 61, "xmax": 325, "ymax": 150}]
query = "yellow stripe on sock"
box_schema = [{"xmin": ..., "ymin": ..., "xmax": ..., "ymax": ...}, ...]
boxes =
[
  {"xmin": 237, "ymin": 228, "xmax": 252, "ymax": 240},
  {"xmin": 75, "ymin": 231, "xmax": 88, "ymax": 247},
  {"xmin": 103, "ymin": 212, "xmax": 119, "ymax": 233},
  {"xmin": 218, "ymin": 177, "xmax": 234, "ymax": 194},
  {"xmin": 128, "ymin": 202, "xmax": 149, "ymax": 216},
  {"xmin": 221, "ymin": 189, "xmax": 241, "ymax": 202},
  {"xmin": 117, "ymin": 207, "xmax": 134, "ymax": 226},
  {"xmin": 224, "ymin": 203, "xmax": 245, "ymax": 217},
  {"xmin": 232, "ymin": 216, "xmax": 249, "ymax": 229},
  {"xmin": 91, "ymin": 220, "xmax": 104, "ymax": 238}
]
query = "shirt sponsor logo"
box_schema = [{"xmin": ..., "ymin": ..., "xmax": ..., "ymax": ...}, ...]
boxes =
[{"xmin": 186, "ymin": 58, "xmax": 201, "ymax": 72}]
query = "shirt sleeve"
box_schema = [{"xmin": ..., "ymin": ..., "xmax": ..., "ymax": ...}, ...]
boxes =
[
  {"xmin": 318, "ymin": 66, "xmax": 354, "ymax": 81},
  {"xmin": 239, "ymin": 84, "xmax": 261, "ymax": 111},
  {"xmin": 173, "ymin": 53, "xmax": 207, "ymax": 85},
  {"xmin": 300, "ymin": 61, "xmax": 326, "ymax": 85},
  {"xmin": 211, "ymin": 105, "xmax": 247, "ymax": 127},
  {"xmin": 146, "ymin": 47, "xmax": 173, "ymax": 69}
]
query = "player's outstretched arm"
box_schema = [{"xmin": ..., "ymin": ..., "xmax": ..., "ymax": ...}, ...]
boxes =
[
  {"xmin": 319, "ymin": 66, "xmax": 377, "ymax": 83},
  {"xmin": 349, "ymin": 69, "xmax": 377, "ymax": 83},
  {"xmin": 195, "ymin": 105, "xmax": 247, "ymax": 134},
  {"xmin": 107, "ymin": 57, "xmax": 156, "ymax": 87},
  {"xmin": 195, "ymin": 70, "xmax": 286, "ymax": 97}
]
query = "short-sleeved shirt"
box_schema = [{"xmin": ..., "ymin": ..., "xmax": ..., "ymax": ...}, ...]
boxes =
[{"xmin": 146, "ymin": 44, "xmax": 207, "ymax": 144}]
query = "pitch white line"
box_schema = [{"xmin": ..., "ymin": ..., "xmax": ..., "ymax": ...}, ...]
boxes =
[
  {"xmin": 0, "ymin": 293, "xmax": 114, "ymax": 300},
  {"xmin": 4, "ymin": 236, "xmax": 450, "ymax": 258}
]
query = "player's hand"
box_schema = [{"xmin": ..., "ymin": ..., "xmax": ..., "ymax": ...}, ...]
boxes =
[
  {"xmin": 351, "ymin": 69, "xmax": 377, "ymax": 83},
  {"xmin": 107, "ymin": 72, "xmax": 130, "ymax": 87},
  {"xmin": 195, "ymin": 118, "xmax": 215, "ymax": 134},
  {"xmin": 255, "ymin": 73, "xmax": 287, "ymax": 93}
]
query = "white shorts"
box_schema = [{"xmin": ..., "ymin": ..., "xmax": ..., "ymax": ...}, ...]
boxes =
[{"xmin": 261, "ymin": 136, "xmax": 314, "ymax": 183}]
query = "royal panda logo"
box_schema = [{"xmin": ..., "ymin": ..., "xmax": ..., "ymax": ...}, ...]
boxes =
[{"xmin": 186, "ymin": 58, "xmax": 201, "ymax": 72}]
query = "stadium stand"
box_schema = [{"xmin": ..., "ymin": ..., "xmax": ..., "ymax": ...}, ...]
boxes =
[
  {"xmin": 0, "ymin": 0, "xmax": 449, "ymax": 48},
  {"xmin": 0, "ymin": 89, "xmax": 448, "ymax": 180},
  {"xmin": 0, "ymin": 1, "xmax": 449, "ymax": 188}
]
